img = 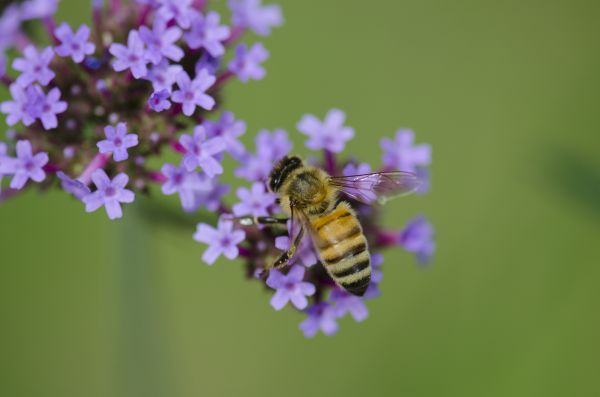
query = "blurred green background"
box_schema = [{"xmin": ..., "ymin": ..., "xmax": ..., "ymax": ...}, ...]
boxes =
[{"xmin": 1, "ymin": 0, "xmax": 599, "ymax": 396}]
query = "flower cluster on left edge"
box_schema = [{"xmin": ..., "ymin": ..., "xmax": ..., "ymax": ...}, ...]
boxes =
[{"xmin": 0, "ymin": 0, "xmax": 435, "ymax": 337}]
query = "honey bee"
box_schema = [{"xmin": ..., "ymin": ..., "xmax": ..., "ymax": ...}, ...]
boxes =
[{"xmin": 236, "ymin": 156, "xmax": 421, "ymax": 296}]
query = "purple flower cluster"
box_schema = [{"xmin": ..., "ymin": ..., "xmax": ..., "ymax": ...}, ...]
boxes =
[{"xmin": 0, "ymin": 0, "xmax": 435, "ymax": 337}]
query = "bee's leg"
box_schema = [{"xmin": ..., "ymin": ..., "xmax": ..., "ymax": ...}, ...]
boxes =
[
  {"xmin": 230, "ymin": 215, "xmax": 289, "ymax": 226},
  {"xmin": 272, "ymin": 226, "xmax": 305, "ymax": 270}
]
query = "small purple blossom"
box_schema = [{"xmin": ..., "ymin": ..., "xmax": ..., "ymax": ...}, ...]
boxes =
[
  {"xmin": 229, "ymin": 43, "xmax": 268, "ymax": 83},
  {"xmin": 399, "ymin": 215, "xmax": 435, "ymax": 264},
  {"xmin": 54, "ymin": 23, "xmax": 96, "ymax": 63},
  {"xmin": 139, "ymin": 18, "xmax": 183, "ymax": 64},
  {"xmin": 194, "ymin": 218, "xmax": 246, "ymax": 265},
  {"xmin": 82, "ymin": 169, "xmax": 135, "ymax": 220},
  {"xmin": 12, "ymin": 46, "xmax": 55, "ymax": 86},
  {"xmin": 161, "ymin": 163, "xmax": 212, "ymax": 212},
  {"xmin": 297, "ymin": 109, "xmax": 354, "ymax": 153},
  {"xmin": 203, "ymin": 112, "xmax": 246, "ymax": 159},
  {"xmin": 266, "ymin": 266, "xmax": 316, "ymax": 310},
  {"xmin": 330, "ymin": 289, "xmax": 368, "ymax": 322},
  {"xmin": 148, "ymin": 89, "xmax": 171, "ymax": 112},
  {"xmin": 33, "ymin": 86, "xmax": 68, "ymax": 130},
  {"xmin": 235, "ymin": 129, "xmax": 292, "ymax": 182},
  {"xmin": 1, "ymin": 84, "xmax": 38, "ymax": 127},
  {"xmin": 157, "ymin": 0, "xmax": 194, "ymax": 29},
  {"xmin": 196, "ymin": 180, "xmax": 229, "ymax": 212},
  {"xmin": 381, "ymin": 129, "xmax": 431, "ymax": 173},
  {"xmin": 299, "ymin": 302, "xmax": 339, "ymax": 338},
  {"xmin": 179, "ymin": 125, "xmax": 226, "ymax": 176},
  {"xmin": 229, "ymin": 0, "xmax": 283, "ymax": 36},
  {"xmin": 232, "ymin": 182, "xmax": 277, "ymax": 218},
  {"xmin": 171, "ymin": 69, "xmax": 216, "ymax": 116},
  {"xmin": 274, "ymin": 220, "xmax": 318, "ymax": 268},
  {"xmin": 56, "ymin": 171, "xmax": 91, "ymax": 200},
  {"xmin": 195, "ymin": 52, "xmax": 220, "ymax": 76},
  {"xmin": 97, "ymin": 123, "xmax": 139, "ymax": 162},
  {"xmin": 6, "ymin": 140, "xmax": 48, "ymax": 190},
  {"xmin": 185, "ymin": 11, "xmax": 230, "ymax": 57},
  {"xmin": 20, "ymin": 0, "xmax": 59, "ymax": 20},
  {"xmin": 343, "ymin": 162, "xmax": 372, "ymax": 176},
  {"xmin": 109, "ymin": 30, "xmax": 148, "ymax": 79},
  {"xmin": 144, "ymin": 60, "xmax": 183, "ymax": 92}
]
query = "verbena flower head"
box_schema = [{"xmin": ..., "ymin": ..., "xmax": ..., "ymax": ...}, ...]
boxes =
[{"xmin": 0, "ymin": 0, "xmax": 435, "ymax": 338}]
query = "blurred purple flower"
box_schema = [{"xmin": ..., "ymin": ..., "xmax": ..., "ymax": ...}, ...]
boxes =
[
  {"xmin": 232, "ymin": 182, "xmax": 276, "ymax": 218},
  {"xmin": 299, "ymin": 302, "xmax": 339, "ymax": 338},
  {"xmin": 54, "ymin": 23, "xmax": 96, "ymax": 63},
  {"xmin": 109, "ymin": 30, "xmax": 148, "ymax": 79},
  {"xmin": 20, "ymin": 0, "xmax": 59, "ymax": 20},
  {"xmin": 157, "ymin": 0, "xmax": 194, "ymax": 29},
  {"xmin": 1, "ymin": 84, "xmax": 38, "ymax": 127},
  {"xmin": 194, "ymin": 217, "xmax": 246, "ymax": 265},
  {"xmin": 33, "ymin": 86, "xmax": 68, "ymax": 130},
  {"xmin": 266, "ymin": 265, "xmax": 316, "ymax": 310},
  {"xmin": 185, "ymin": 11, "xmax": 230, "ymax": 57},
  {"xmin": 229, "ymin": 0, "xmax": 283, "ymax": 36},
  {"xmin": 196, "ymin": 180, "xmax": 229, "ymax": 212},
  {"xmin": 399, "ymin": 215, "xmax": 435, "ymax": 264},
  {"xmin": 7, "ymin": 140, "xmax": 48, "ymax": 190},
  {"xmin": 145, "ymin": 60, "xmax": 183, "ymax": 92},
  {"xmin": 139, "ymin": 18, "xmax": 183, "ymax": 64},
  {"xmin": 342, "ymin": 162, "xmax": 371, "ymax": 176},
  {"xmin": 179, "ymin": 125, "xmax": 226, "ymax": 176},
  {"xmin": 381, "ymin": 129, "xmax": 431, "ymax": 173},
  {"xmin": 13, "ymin": 46, "xmax": 55, "ymax": 86},
  {"xmin": 97, "ymin": 123, "xmax": 139, "ymax": 162},
  {"xmin": 229, "ymin": 43, "xmax": 268, "ymax": 82},
  {"xmin": 161, "ymin": 162, "xmax": 212, "ymax": 212},
  {"xmin": 274, "ymin": 220, "xmax": 318, "ymax": 267},
  {"xmin": 83, "ymin": 169, "xmax": 135, "ymax": 220},
  {"xmin": 171, "ymin": 69, "xmax": 216, "ymax": 116},
  {"xmin": 148, "ymin": 89, "xmax": 171, "ymax": 112},
  {"xmin": 195, "ymin": 52, "xmax": 220, "ymax": 76},
  {"xmin": 203, "ymin": 111, "xmax": 246, "ymax": 159},
  {"xmin": 235, "ymin": 129, "xmax": 292, "ymax": 182},
  {"xmin": 330, "ymin": 289, "xmax": 368, "ymax": 322},
  {"xmin": 297, "ymin": 109, "xmax": 354, "ymax": 153}
]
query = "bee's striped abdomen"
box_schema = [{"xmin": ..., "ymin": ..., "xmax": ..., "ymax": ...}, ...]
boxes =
[{"xmin": 311, "ymin": 202, "xmax": 371, "ymax": 296}]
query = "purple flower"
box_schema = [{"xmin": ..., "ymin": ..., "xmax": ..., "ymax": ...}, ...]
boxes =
[
  {"xmin": 342, "ymin": 162, "xmax": 372, "ymax": 176},
  {"xmin": 56, "ymin": 171, "xmax": 91, "ymax": 200},
  {"xmin": 12, "ymin": 46, "xmax": 55, "ymax": 86},
  {"xmin": 161, "ymin": 162, "xmax": 212, "ymax": 212},
  {"xmin": 235, "ymin": 129, "xmax": 292, "ymax": 181},
  {"xmin": 381, "ymin": 129, "xmax": 431, "ymax": 173},
  {"xmin": 109, "ymin": 30, "xmax": 148, "ymax": 79},
  {"xmin": 171, "ymin": 69, "xmax": 216, "ymax": 116},
  {"xmin": 185, "ymin": 11, "xmax": 230, "ymax": 57},
  {"xmin": 6, "ymin": 140, "xmax": 48, "ymax": 190},
  {"xmin": 54, "ymin": 23, "xmax": 96, "ymax": 63},
  {"xmin": 144, "ymin": 60, "xmax": 183, "ymax": 92},
  {"xmin": 156, "ymin": 0, "xmax": 194, "ymax": 29},
  {"xmin": 330, "ymin": 289, "xmax": 368, "ymax": 322},
  {"xmin": 229, "ymin": 0, "xmax": 283, "ymax": 36},
  {"xmin": 32, "ymin": 86, "xmax": 68, "ymax": 130},
  {"xmin": 179, "ymin": 125, "xmax": 226, "ymax": 176},
  {"xmin": 203, "ymin": 111, "xmax": 246, "ymax": 159},
  {"xmin": 297, "ymin": 109, "xmax": 354, "ymax": 153},
  {"xmin": 82, "ymin": 169, "xmax": 135, "ymax": 220},
  {"xmin": 195, "ymin": 52, "xmax": 220, "ymax": 76},
  {"xmin": 196, "ymin": 180, "xmax": 229, "ymax": 212},
  {"xmin": 148, "ymin": 89, "xmax": 171, "ymax": 112},
  {"xmin": 0, "ymin": 5, "xmax": 23, "ymax": 50},
  {"xmin": 232, "ymin": 182, "xmax": 276, "ymax": 218},
  {"xmin": 1, "ymin": 84, "xmax": 38, "ymax": 127},
  {"xmin": 299, "ymin": 302, "xmax": 339, "ymax": 338},
  {"xmin": 399, "ymin": 215, "xmax": 435, "ymax": 264},
  {"xmin": 20, "ymin": 0, "xmax": 59, "ymax": 20},
  {"xmin": 266, "ymin": 266, "xmax": 316, "ymax": 310},
  {"xmin": 228, "ymin": 43, "xmax": 268, "ymax": 83},
  {"xmin": 97, "ymin": 123, "xmax": 139, "ymax": 162},
  {"xmin": 274, "ymin": 220, "xmax": 318, "ymax": 268},
  {"xmin": 139, "ymin": 18, "xmax": 183, "ymax": 64},
  {"xmin": 193, "ymin": 217, "xmax": 246, "ymax": 265}
]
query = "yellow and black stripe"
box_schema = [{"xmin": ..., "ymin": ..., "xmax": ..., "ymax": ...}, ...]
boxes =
[{"xmin": 311, "ymin": 202, "xmax": 371, "ymax": 296}]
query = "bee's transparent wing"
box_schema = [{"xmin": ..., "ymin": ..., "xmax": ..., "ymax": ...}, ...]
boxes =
[{"xmin": 329, "ymin": 171, "xmax": 421, "ymax": 205}]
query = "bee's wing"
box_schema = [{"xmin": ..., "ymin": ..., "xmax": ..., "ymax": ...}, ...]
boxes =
[{"xmin": 329, "ymin": 171, "xmax": 421, "ymax": 205}]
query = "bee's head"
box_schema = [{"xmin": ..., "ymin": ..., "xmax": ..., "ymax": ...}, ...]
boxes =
[{"xmin": 269, "ymin": 156, "xmax": 303, "ymax": 193}]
